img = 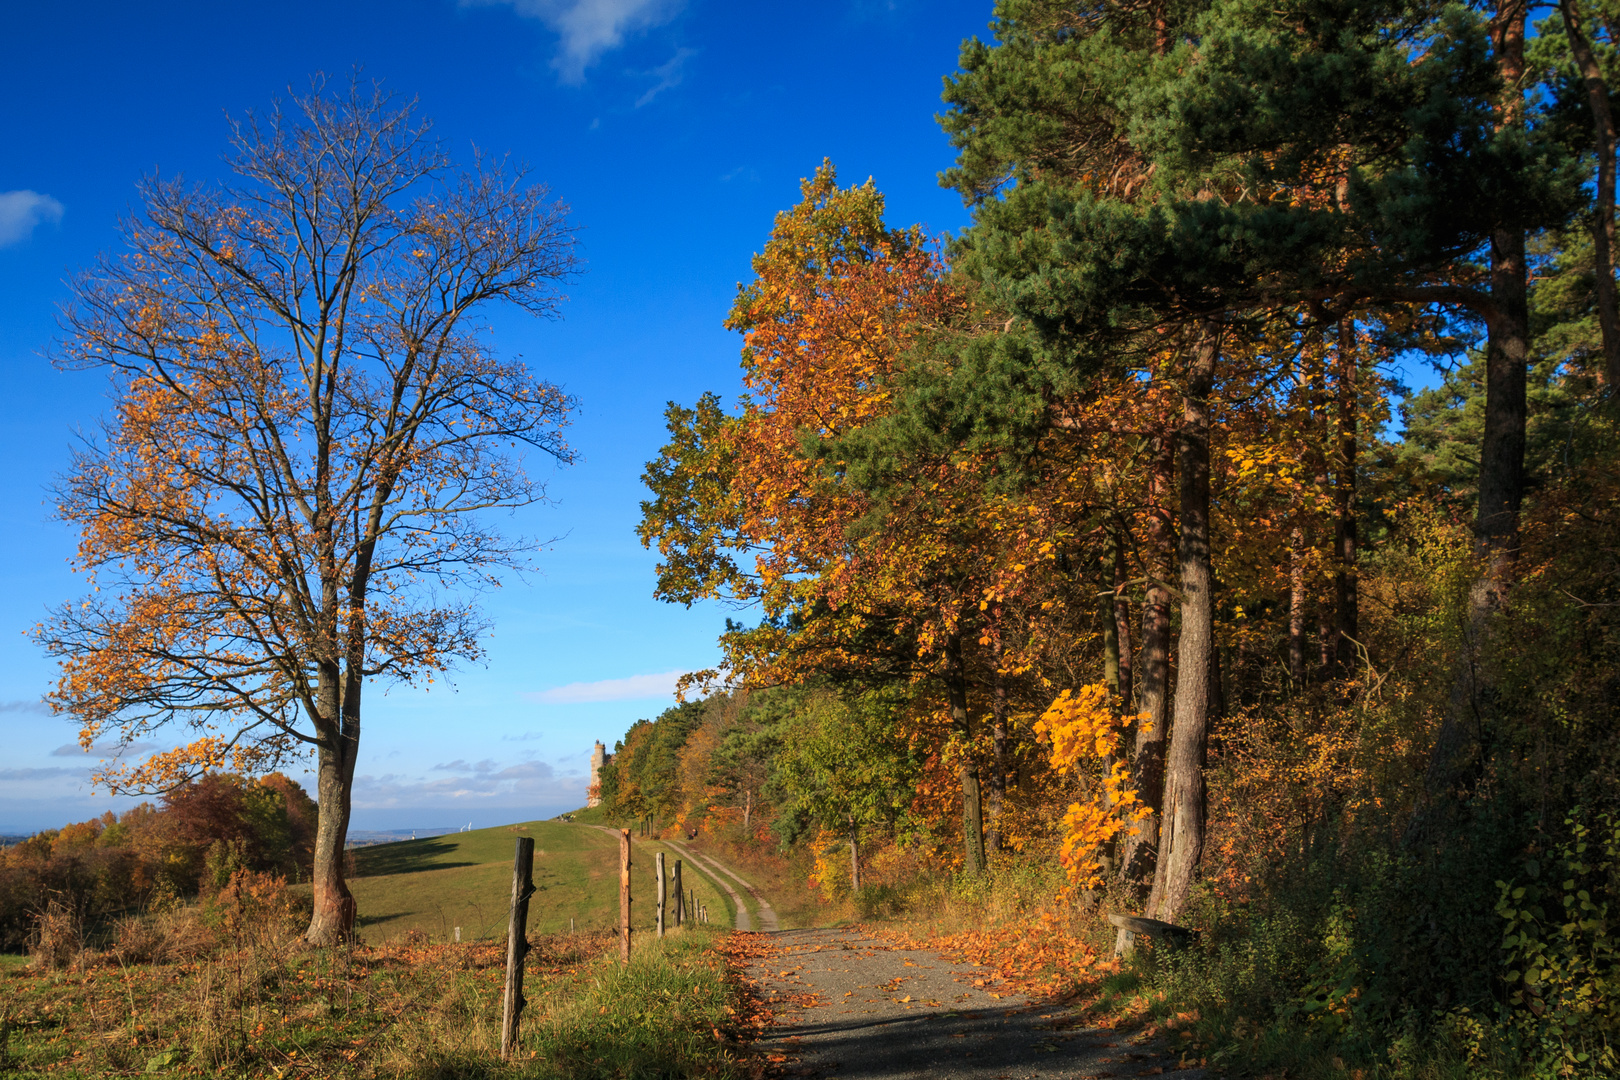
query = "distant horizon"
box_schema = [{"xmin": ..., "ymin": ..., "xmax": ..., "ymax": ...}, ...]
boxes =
[{"xmin": 0, "ymin": 797, "xmax": 592, "ymax": 840}]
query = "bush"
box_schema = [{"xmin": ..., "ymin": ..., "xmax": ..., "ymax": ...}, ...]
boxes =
[
  {"xmin": 26, "ymin": 901, "xmax": 82, "ymax": 971},
  {"xmin": 1496, "ymin": 810, "xmax": 1620, "ymax": 1077}
]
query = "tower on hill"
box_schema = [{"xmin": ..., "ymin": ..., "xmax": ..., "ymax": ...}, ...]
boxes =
[{"xmin": 588, "ymin": 740, "xmax": 608, "ymax": 807}]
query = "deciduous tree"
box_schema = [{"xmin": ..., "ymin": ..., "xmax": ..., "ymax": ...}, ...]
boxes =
[{"xmin": 39, "ymin": 79, "xmax": 578, "ymax": 945}]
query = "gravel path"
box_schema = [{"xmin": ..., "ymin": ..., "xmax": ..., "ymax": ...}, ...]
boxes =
[{"xmin": 743, "ymin": 927, "xmax": 1207, "ymax": 1080}]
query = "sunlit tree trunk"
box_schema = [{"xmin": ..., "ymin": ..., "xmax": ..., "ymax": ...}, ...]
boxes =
[
  {"xmin": 1289, "ymin": 525, "xmax": 1307, "ymax": 685},
  {"xmin": 1150, "ymin": 326, "xmax": 1220, "ymax": 925},
  {"xmin": 1119, "ymin": 433, "xmax": 1173, "ymax": 903}
]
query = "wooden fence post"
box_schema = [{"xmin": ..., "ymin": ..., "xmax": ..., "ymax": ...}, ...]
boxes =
[
  {"xmin": 500, "ymin": 837, "xmax": 536, "ymax": 1060},
  {"xmin": 619, "ymin": 829, "xmax": 632, "ymax": 965},
  {"xmin": 673, "ymin": 859, "xmax": 683, "ymax": 927},
  {"xmin": 656, "ymin": 850, "xmax": 667, "ymax": 938}
]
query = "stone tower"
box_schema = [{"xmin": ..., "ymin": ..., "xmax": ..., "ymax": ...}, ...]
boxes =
[{"xmin": 587, "ymin": 740, "xmax": 608, "ymax": 807}]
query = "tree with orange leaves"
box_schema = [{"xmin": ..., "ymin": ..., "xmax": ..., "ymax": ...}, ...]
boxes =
[{"xmin": 37, "ymin": 79, "xmax": 578, "ymax": 945}]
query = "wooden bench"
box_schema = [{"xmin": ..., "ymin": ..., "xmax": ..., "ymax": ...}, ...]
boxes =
[{"xmin": 1108, "ymin": 912, "xmax": 1199, "ymax": 954}]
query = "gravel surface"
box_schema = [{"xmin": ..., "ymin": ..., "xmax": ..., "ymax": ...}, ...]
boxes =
[{"xmin": 744, "ymin": 927, "xmax": 1208, "ymax": 1080}]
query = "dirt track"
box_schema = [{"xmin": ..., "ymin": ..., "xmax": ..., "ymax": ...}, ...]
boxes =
[{"xmin": 740, "ymin": 927, "xmax": 1208, "ymax": 1080}]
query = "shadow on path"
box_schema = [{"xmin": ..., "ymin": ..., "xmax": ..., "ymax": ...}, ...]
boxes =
[{"xmin": 744, "ymin": 927, "xmax": 1206, "ymax": 1080}]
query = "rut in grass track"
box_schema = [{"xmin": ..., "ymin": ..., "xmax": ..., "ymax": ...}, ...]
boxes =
[{"xmin": 734, "ymin": 927, "xmax": 1209, "ymax": 1080}]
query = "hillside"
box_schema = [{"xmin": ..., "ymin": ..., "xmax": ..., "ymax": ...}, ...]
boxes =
[{"xmin": 344, "ymin": 820, "xmax": 739, "ymax": 942}]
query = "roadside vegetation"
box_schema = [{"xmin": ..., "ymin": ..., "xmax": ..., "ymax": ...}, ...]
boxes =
[{"xmin": 0, "ymin": 862, "xmax": 749, "ymax": 1079}]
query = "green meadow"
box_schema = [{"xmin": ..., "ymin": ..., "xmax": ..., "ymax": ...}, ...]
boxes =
[{"xmin": 345, "ymin": 820, "xmax": 738, "ymax": 942}]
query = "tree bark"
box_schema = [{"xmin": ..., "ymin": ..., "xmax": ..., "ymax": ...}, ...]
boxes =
[
  {"xmin": 1149, "ymin": 326, "xmax": 1220, "ymax": 926},
  {"xmin": 849, "ymin": 816, "xmax": 862, "ymax": 892},
  {"xmin": 1118, "ymin": 432, "xmax": 1173, "ymax": 902},
  {"xmin": 946, "ymin": 635, "xmax": 987, "ymax": 877},
  {"xmin": 988, "ymin": 658, "xmax": 1008, "ymax": 855},
  {"xmin": 1559, "ymin": 0, "xmax": 1620, "ymax": 387},
  {"xmin": 1333, "ymin": 318, "xmax": 1359, "ymax": 673},
  {"xmin": 1289, "ymin": 525, "xmax": 1307, "ymax": 685},
  {"xmin": 1478, "ymin": 0, "xmax": 1530, "ymax": 567},
  {"xmin": 1112, "ymin": 525, "xmax": 1135, "ymax": 708},
  {"xmin": 1413, "ymin": 0, "xmax": 1532, "ymax": 836},
  {"xmin": 306, "ymin": 655, "xmax": 359, "ymax": 945}
]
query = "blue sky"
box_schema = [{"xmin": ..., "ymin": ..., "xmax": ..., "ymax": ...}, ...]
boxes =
[{"xmin": 0, "ymin": 0, "xmax": 989, "ymax": 833}]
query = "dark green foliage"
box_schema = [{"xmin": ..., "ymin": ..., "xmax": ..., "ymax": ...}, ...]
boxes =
[{"xmin": 601, "ymin": 700, "xmax": 709, "ymax": 823}]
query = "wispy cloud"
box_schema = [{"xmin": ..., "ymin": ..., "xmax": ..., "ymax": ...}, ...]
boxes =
[
  {"xmin": 0, "ymin": 191, "xmax": 64, "ymax": 247},
  {"xmin": 0, "ymin": 767, "xmax": 80, "ymax": 781},
  {"xmin": 431, "ymin": 758, "xmax": 500, "ymax": 773},
  {"xmin": 524, "ymin": 669, "xmax": 688, "ymax": 704},
  {"xmin": 0, "ymin": 700, "xmax": 50, "ymax": 715},
  {"xmin": 51, "ymin": 740, "xmax": 159, "ymax": 758},
  {"xmin": 635, "ymin": 46, "xmax": 696, "ymax": 107},
  {"xmin": 351, "ymin": 760, "xmax": 578, "ymax": 808},
  {"xmin": 466, "ymin": 0, "xmax": 682, "ymax": 84}
]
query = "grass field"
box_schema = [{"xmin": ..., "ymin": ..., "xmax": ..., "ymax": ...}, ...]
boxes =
[{"xmin": 344, "ymin": 820, "xmax": 738, "ymax": 943}]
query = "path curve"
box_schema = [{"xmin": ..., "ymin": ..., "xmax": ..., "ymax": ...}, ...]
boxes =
[
  {"xmin": 580, "ymin": 824, "xmax": 758, "ymax": 931},
  {"xmin": 667, "ymin": 839, "xmax": 781, "ymax": 932}
]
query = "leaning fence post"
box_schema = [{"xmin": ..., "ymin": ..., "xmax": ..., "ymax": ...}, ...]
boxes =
[
  {"xmin": 673, "ymin": 859, "xmax": 684, "ymax": 927},
  {"xmin": 500, "ymin": 837, "xmax": 536, "ymax": 1060},
  {"xmin": 619, "ymin": 829, "xmax": 632, "ymax": 964},
  {"xmin": 656, "ymin": 850, "xmax": 667, "ymax": 938}
]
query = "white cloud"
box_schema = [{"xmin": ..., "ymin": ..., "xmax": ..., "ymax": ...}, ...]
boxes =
[
  {"xmin": 51, "ymin": 740, "xmax": 159, "ymax": 758},
  {"xmin": 466, "ymin": 0, "xmax": 682, "ymax": 84},
  {"xmin": 350, "ymin": 760, "xmax": 579, "ymax": 809},
  {"xmin": 635, "ymin": 46, "xmax": 696, "ymax": 107},
  {"xmin": 0, "ymin": 699, "xmax": 50, "ymax": 715},
  {"xmin": 0, "ymin": 190, "xmax": 64, "ymax": 247},
  {"xmin": 431, "ymin": 758, "xmax": 500, "ymax": 773},
  {"xmin": 524, "ymin": 669, "xmax": 688, "ymax": 704},
  {"xmin": 0, "ymin": 767, "xmax": 81, "ymax": 781}
]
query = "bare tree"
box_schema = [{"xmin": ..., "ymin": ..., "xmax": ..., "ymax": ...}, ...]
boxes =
[{"xmin": 39, "ymin": 77, "xmax": 579, "ymax": 945}]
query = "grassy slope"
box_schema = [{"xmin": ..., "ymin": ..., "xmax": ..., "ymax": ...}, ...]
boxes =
[{"xmin": 346, "ymin": 820, "xmax": 738, "ymax": 943}]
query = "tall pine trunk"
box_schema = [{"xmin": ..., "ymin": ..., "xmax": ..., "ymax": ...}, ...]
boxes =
[
  {"xmin": 1559, "ymin": 0, "xmax": 1620, "ymax": 387},
  {"xmin": 1149, "ymin": 327, "xmax": 1220, "ymax": 925},
  {"xmin": 1415, "ymin": 1, "xmax": 1532, "ymax": 831},
  {"xmin": 1333, "ymin": 319, "xmax": 1359, "ymax": 673},
  {"xmin": 1119, "ymin": 432, "xmax": 1173, "ymax": 901}
]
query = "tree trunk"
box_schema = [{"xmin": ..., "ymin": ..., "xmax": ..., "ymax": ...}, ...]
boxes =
[
  {"xmin": 1413, "ymin": 0, "xmax": 1532, "ymax": 837},
  {"xmin": 1333, "ymin": 318, "xmax": 1359, "ymax": 673},
  {"xmin": 1118, "ymin": 432, "xmax": 1173, "ymax": 902},
  {"xmin": 1478, "ymin": 247, "xmax": 1529, "ymax": 561},
  {"xmin": 849, "ymin": 817, "xmax": 862, "ymax": 892},
  {"xmin": 1560, "ymin": 0, "xmax": 1620, "ymax": 387},
  {"xmin": 306, "ymin": 711, "xmax": 357, "ymax": 944},
  {"xmin": 947, "ymin": 635, "xmax": 987, "ymax": 877},
  {"xmin": 1149, "ymin": 327, "xmax": 1220, "ymax": 926},
  {"xmin": 1113, "ymin": 525, "xmax": 1134, "ymax": 708},
  {"xmin": 988, "ymin": 660, "xmax": 1008, "ymax": 855},
  {"xmin": 1289, "ymin": 525, "xmax": 1307, "ymax": 685},
  {"xmin": 1102, "ymin": 585, "xmax": 1121, "ymax": 700}
]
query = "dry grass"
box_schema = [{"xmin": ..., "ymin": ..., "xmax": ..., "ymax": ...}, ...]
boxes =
[{"xmin": 0, "ymin": 870, "xmax": 748, "ymax": 1079}]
